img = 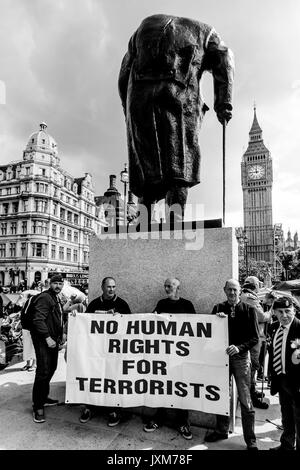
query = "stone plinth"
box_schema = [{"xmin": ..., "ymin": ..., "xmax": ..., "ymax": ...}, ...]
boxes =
[{"xmin": 88, "ymin": 221, "xmax": 238, "ymax": 428}]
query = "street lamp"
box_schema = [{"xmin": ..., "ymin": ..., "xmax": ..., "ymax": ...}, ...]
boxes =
[
  {"xmin": 120, "ymin": 163, "xmax": 129, "ymax": 224},
  {"xmin": 243, "ymin": 230, "xmax": 249, "ymax": 276},
  {"xmin": 25, "ymin": 238, "xmax": 29, "ymax": 290}
]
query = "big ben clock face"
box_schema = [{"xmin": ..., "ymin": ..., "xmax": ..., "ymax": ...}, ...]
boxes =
[{"xmin": 248, "ymin": 164, "xmax": 265, "ymax": 179}]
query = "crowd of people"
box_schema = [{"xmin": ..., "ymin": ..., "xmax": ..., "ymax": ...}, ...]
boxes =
[{"xmin": 18, "ymin": 273, "xmax": 300, "ymax": 451}]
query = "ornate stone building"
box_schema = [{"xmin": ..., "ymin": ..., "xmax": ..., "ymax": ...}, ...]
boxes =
[
  {"xmin": 0, "ymin": 123, "xmax": 106, "ymax": 288},
  {"xmin": 241, "ymin": 107, "xmax": 274, "ymax": 263}
]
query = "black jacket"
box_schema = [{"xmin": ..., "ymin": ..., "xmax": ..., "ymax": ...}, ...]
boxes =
[
  {"xmin": 269, "ymin": 317, "xmax": 300, "ymax": 396},
  {"xmin": 212, "ymin": 300, "xmax": 259, "ymax": 354},
  {"xmin": 31, "ymin": 289, "xmax": 64, "ymax": 341}
]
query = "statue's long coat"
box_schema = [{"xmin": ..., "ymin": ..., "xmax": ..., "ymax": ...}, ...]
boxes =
[{"xmin": 119, "ymin": 14, "xmax": 234, "ymax": 201}]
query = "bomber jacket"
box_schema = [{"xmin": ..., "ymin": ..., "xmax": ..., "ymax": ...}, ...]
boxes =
[{"xmin": 31, "ymin": 289, "xmax": 65, "ymax": 341}]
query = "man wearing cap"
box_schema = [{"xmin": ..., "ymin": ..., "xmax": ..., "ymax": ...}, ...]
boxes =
[
  {"xmin": 205, "ymin": 279, "xmax": 259, "ymax": 450},
  {"xmin": 30, "ymin": 274, "xmax": 65, "ymax": 423},
  {"xmin": 241, "ymin": 276, "xmax": 271, "ymax": 409},
  {"xmin": 269, "ymin": 296, "xmax": 300, "ymax": 451}
]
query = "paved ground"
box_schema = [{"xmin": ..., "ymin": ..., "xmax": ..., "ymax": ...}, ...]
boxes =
[{"xmin": 0, "ymin": 350, "xmax": 283, "ymax": 451}]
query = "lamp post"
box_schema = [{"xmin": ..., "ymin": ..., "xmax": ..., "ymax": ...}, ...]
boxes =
[
  {"xmin": 120, "ymin": 163, "xmax": 129, "ymax": 224},
  {"xmin": 25, "ymin": 238, "xmax": 29, "ymax": 290},
  {"xmin": 243, "ymin": 230, "xmax": 249, "ymax": 277}
]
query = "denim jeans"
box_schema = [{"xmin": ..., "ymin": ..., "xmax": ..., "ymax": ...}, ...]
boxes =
[
  {"xmin": 31, "ymin": 333, "xmax": 59, "ymax": 411},
  {"xmin": 216, "ymin": 351, "xmax": 256, "ymax": 447},
  {"xmin": 250, "ymin": 339, "xmax": 261, "ymax": 396}
]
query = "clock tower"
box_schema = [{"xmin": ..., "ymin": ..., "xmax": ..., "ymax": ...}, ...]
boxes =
[{"xmin": 241, "ymin": 107, "xmax": 273, "ymax": 263}]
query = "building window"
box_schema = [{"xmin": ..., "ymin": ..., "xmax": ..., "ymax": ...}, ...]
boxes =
[
  {"xmin": 3, "ymin": 203, "xmax": 9, "ymax": 215},
  {"xmin": 36, "ymin": 183, "xmax": 48, "ymax": 193},
  {"xmin": 33, "ymin": 221, "xmax": 47, "ymax": 235},
  {"xmin": 7, "ymin": 187, "xmax": 11, "ymax": 195},
  {"xmin": 24, "ymin": 182, "xmax": 29, "ymax": 191},
  {"xmin": 73, "ymin": 249, "xmax": 78, "ymax": 262},
  {"xmin": 51, "ymin": 245, "xmax": 56, "ymax": 259},
  {"xmin": 59, "ymin": 246, "xmax": 64, "ymax": 260},
  {"xmin": 1, "ymin": 223, "xmax": 7, "ymax": 235},
  {"xmin": 74, "ymin": 214, "xmax": 79, "ymax": 225},
  {"xmin": 0, "ymin": 244, "xmax": 6, "ymax": 257},
  {"xmin": 67, "ymin": 229, "xmax": 72, "ymax": 241},
  {"xmin": 52, "ymin": 224, "xmax": 57, "ymax": 237},
  {"xmin": 10, "ymin": 222, "xmax": 17, "ymax": 235},
  {"xmin": 25, "ymin": 167, "xmax": 30, "ymax": 175},
  {"xmin": 32, "ymin": 243, "xmax": 46, "ymax": 257},
  {"xmin": 59, "ymin": 227, "xmax": 65, "ymax": 239},
  {"xmin": 74, "ymin": 231, "xmax": 78, "ymax": 243},
  {"xmin": 66, "ymin": 248, "xmax": 71, "ymax": 261},
  {"xmin": 53, "ymin": 202, "xmax": 58, "ymax": 216},
  {"xmin": 16, "ymin": 186, "xmax": 20, "ymax": 194},
  {"xmin": 22, "ymin": 221, "xmax": 27, "ymax": 234},
  {"xmin": 12, "ymin": 202, "xmax": 19, "ymax": 213},
  {"xmin": 23, "ymin": 200, "xmax": 28, "ymax": 212},
  {"xmin": 10, "ymin": 243, "xmax": 16, "ymax": 257},
  {"xmin": 21, "ymin": 242, "xmax": 26, "ymax": 257},
  {"xmin": 67, "ymin": 211, "xmax": 72, "ymax": 223},
  {"xmin": 35, "ymin": 199, "xmax": 48, "ymax": 213},
  {"xmin": 60, "ymin": 208, "xmax": 65, "ymax": 221},
  {"xmin": 41, "ymin": 169, "xmax": 46, "ymax": 176},
  {"xmin": 83, "ymin": 251, "xmax": 88, "ymax": 264}
]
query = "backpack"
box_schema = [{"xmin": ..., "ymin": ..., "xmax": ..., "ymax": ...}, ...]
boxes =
[{"xmin": 20, "ymin": 295, "xmax": 39, "ymax": 330}]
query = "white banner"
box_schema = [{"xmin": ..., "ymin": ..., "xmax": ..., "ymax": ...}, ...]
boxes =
[{"xmin": 65, "ymin": 313, "xmax": 229, "ymax": 415}]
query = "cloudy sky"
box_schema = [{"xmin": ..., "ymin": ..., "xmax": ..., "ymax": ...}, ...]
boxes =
[{"xmin": 0, "ymin": 0, "xmax": 299, "ymax": 236}]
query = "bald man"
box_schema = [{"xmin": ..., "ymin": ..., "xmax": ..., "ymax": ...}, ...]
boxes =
[
  {"xmin": 143, "ymin": 278, "xmax": 195, "ymax": 440},
  {"xmin": 205, "ymin": 279, "xmax": 259, "ymax": 451},
  {"xmin": 153, "ymin": 278, "xmax": 196, "ymax": 314}
]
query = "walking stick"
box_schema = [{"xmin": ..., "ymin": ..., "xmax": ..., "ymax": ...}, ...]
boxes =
[{"xmin": 222, "ymin": 122, "xmax": 226, "ymax": 227}]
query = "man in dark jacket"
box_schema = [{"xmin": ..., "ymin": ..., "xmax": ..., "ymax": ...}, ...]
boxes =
[
  {"xmin": 269, "ymin": 296, "xmax": 300, "ymax": 451},
  {"xmin": 205, "ymin": 279, "xmax": 259, "ymax": 450},
  {"xmin": 30, "ymin": 274, "xmax": 65, "ymax": 423},
  {"xmin": 241, "ymin": 276, "xmax": 271, "ymax": 409},
  {"xmin": 119, "ymin": 14, "xmax": 234, "ymax": 222}
]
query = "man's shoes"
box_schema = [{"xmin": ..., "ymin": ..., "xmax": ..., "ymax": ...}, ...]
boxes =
[
  {"xmin": 33, "ymin": 409, "xmax": 45, "ymax": 423},
  {"xmin": 254, "ymin": 391, "xmax": 265, "ymax": 398},
  {"xmin": 252, "ymin": 397, "xmax": 269, "ymax": 409},
  {"xmin": 178, "ymin": 425, "xmax": 193, "ymax": 440},
  {"xmin": 247, "ymin": 445, "xmax": 259, "ymax": 451},
  {"xmin": 107, "ymin": 412, "xmax": 120, "ymax": 427},
  {"xmin": 44, "ymin": 397, "xmax": 59, "ymax": 406},
  {"xmin": 79, "ymin": 407, "xmax": 92, "ymax": 423},
  {"xmin": 204, "ymin": 431, "xmax": 229, "ymax": 442},
  {"xmin": 143, "ymin": 421, "xmax": 159, "ymax": 432}
]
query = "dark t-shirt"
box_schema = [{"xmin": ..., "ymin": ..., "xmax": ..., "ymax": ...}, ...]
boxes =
[
  {"xmin": 86, "ymin": 295, "xmax": 131, "ymax": 314},
  {"xmin": 154, "ymin": 297, "xmax": 196, "ymax": 314}
]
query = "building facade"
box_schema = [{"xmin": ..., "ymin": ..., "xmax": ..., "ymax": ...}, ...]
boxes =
[
  {"xmin": 0, "ymin": 123, "xmax": 105, "ymax": 288},
  {"xmin": 241, "ymin": 108, "xmax": 274, "ymax": 263}
]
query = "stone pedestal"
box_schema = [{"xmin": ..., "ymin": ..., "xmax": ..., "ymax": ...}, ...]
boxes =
[{"xmin": 88, "ymin": 220, "xmax": 238, "ymax": 428}]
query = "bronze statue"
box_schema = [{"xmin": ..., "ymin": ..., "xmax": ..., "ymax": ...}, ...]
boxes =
[{"xmin": 119, "ymin": 14, "xmax": 234, "ymax": 223}]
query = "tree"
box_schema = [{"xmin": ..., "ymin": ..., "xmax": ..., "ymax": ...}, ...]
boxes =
[
  {"xmin": 279, "ymin": 251, "xmax": 296, "ymax": 280},
  {"xmin": 239, "ymin": 258, "xmax": 272, "ymax": 285}
]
